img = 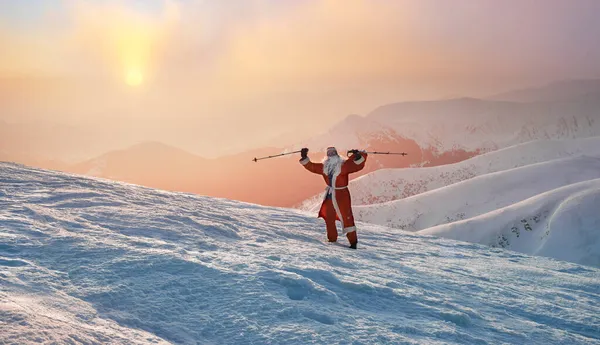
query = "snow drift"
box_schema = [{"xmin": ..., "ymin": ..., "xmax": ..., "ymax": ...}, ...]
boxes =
[
  {"xmin": 420, "ymin": 179, "xmax": 600, "ymax": 267},
  {"xmin": 1, "ymin": 162, "xmax": 599, "ymax": 344}
]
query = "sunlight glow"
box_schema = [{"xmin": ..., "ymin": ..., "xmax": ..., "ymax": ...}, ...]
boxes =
[{"xmin": 125, "ymin": 67, "xmax": 144, "ymax": 86}]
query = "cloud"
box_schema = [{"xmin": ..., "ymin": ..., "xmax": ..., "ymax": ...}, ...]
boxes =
[
  {"xmin": 0, "ymin": 18, "xmax": 64, "ymax": 76},
  {"xmin": 3, "ymin": 0, "xmax": 600, "ymax": 125},
  {"xmin": 4, "ymin": 0, "xmax": 600, "ymax": 92},
  {"xmin": 1, "ymin": 0, "xmax": 600, "ymax": 158},
  {"xmin": 62, "ymin": 0, "xmax": 181, "ymax": 83},
  {"xmin": 210, "ymin": 0, "xmax": 427, "ymax": 94}
]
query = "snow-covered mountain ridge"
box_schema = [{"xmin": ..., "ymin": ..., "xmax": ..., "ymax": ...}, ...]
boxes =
[
  {"xmin": 298, "ymin": 137, "xmax": 600, "ymax": 211},
  {"xmin": 296, "ymin": 96, "xmax": 600, "ymax": 162},
  {"xmin": 352, "ymin": 154, "xmax": 600, "ymax": 235},
  {"xmin": 1, "ymin": 162, "xmax": 599, "ymax": 344}
]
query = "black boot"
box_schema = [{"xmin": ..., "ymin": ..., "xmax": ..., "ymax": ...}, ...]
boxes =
[{"xmin": 349, "ymin": 242, "xmax": 357, "ymax": 249}]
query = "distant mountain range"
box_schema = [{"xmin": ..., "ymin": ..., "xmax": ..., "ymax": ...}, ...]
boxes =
[
  {"xmin": 295, "ymin": 94, "xmax": 600, "ymax": 157},
  {"xmin": 488, "ymin": 78, "xmax": 600, "ymax": 103},
  {"xmin": 2, "ymin": 78, "xmax": 600, "ymax": 207}
]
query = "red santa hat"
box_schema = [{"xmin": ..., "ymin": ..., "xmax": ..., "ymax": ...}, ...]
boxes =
[{"xmin": 326, "ymin": 146, "xmax": 338, "ymax": 157}]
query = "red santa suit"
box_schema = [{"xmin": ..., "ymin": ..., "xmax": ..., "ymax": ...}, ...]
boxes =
[{"xmin": 300, "ymin": 149, "xmax": 367, "ymax": 247}]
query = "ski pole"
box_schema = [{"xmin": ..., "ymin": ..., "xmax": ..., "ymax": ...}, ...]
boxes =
[
  {"xmin": 347, "ymin": 150, "xmax": 408, "ymax": 156},
  {"xmin": 365, "ymin": 151, "xmax": 408, "ymax": 156},
  {"xmin": 252, "ymin": 150, "xmax": 302, "ymax": 162}
]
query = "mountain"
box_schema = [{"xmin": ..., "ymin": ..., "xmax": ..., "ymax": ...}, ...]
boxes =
[
  {"xmin": 489, "ymin": 79, "xmax": 600, "ymax": 103},
  {"xmin": 298, "ymin": 137, "xmax": 600, "ymax": 211},
  {"xmin": 4, "ymin": 79, "xmax": 600, "ymax": 208},
  {"xmin": 365, "ymin": 97, "xmax": 600, "ymax": 153},
  {"xmin": 298, "ymin": 79, "xmax": 600, "ymax": 156},
  {"xmin": 2, "ymin": 162, "xmax": 599, "ymax": 344},
  {"xmin": 352, "ymin": 154, "xmax": 600, "ymax": 238},
  {"xmin": 420, "ymin": 179, "xmax": 600, "ymax": 267},
  {"xmin": 292, "ymin": 110, "xmax": 480, "ymax": 169},
  {"xmin": 69, "ymin": 141, "xmax": 210, "ymax": 188},
  {"xmin": 68, "ymin": 142, "xmax": 328, "ymax": 207},
  {"xmin": 291, "ymin": 93, "xmax": 600, "ymax": 183}
]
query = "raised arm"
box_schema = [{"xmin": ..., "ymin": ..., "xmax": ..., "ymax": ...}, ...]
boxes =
[
  {"xmin": 299, "ymin": 148, "xmax": 324, "ymax": 175},
  {"xmin": 300, "ymin": 158, "xmax": 324, "ymax": 175},
  {"xmin": 342, "ymin": 150, "xmax": 368, "ymax": 174}
]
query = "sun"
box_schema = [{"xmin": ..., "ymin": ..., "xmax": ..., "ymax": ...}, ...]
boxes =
[{"xmin": 125, "ymin": 68, "xmax": 144, "ymax": 87}]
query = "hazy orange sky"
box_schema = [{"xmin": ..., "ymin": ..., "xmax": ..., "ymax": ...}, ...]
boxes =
[{"xmin": 2, "ymin": 0, "xmax": 600, "ymax": 158}]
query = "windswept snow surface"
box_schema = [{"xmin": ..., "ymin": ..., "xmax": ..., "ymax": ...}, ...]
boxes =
[
  {"xmin": 1, "ymin": 162, "xmax": 600, "ymax": 344},
  {"xmin": 420, "ymin": 179, "xmax": 600, "ymax": 267},
  {"xmin": 299, "ymin": 137, "xmax": 600, "ymax": 211}
]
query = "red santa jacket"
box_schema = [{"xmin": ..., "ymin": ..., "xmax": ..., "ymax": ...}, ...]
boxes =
[{"xmin": 300, "ymin": 152, "xmax": 367, "ymax": 233}]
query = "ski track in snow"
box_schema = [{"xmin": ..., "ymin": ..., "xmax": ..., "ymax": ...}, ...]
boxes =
[{"xmin": 1, "ymin": 163, "xmax": 599, "ymax": 345}]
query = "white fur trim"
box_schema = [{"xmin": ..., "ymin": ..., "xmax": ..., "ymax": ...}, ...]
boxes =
[
  {"xmin": 343, "ymin": 226, "xmax": 356, "ymax": 234},
  {"xmin": 353, "ymin": 155, "xmax": 365, "ymax": 165},
  {"xmin": 330, "ymin": 173, "xmax": 344, "ymax": 225},
  {"xmin": 300, "ymin": 157, "xmax": 310, "ymax": 165}
]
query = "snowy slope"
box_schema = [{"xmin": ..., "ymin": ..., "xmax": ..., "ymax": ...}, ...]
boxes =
[
  {"xmin": 352, "ymin": 155, "xmax": 600, "ymax": 235},
  {"xmin": 2, "ymin": 162, "xmax": 599, "ymax": 344},
  {"xmin": 299, "ymin": 137, "xmax": 600, "ymax": 211},
  {"xmin": 420, "ymin": 179, "xmax": 600, "ymax": 267}
]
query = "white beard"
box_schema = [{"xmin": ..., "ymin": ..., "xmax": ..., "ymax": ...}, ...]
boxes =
[{"xmin": 322, "ymin": 155, "xmax": 344, "ymax": 177}]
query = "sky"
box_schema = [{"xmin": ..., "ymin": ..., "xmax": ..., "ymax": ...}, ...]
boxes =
[{"xmin": 1, "ymin": 0, "xmax": 600, "ymax": 158}]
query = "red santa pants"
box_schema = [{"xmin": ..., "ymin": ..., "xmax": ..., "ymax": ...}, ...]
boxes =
[{"xmin": 324, "ymin": 198, "xmax": 358, "ymax": 245}]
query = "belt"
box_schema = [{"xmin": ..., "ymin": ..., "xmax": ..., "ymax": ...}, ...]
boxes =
[{"xmin": 326, "ymin": 185, "xmax": 348, "ymax": 192}]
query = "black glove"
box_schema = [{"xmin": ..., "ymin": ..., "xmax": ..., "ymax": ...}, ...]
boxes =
[
  {"xmin": 349, "ymin": 149, "xmax": 363, "ymax": 161},
  {"xmin": 300, "ymin": 148, "xmax": 309, "ymax": 159}
]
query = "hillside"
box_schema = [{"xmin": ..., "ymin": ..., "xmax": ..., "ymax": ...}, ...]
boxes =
[
  {"xmin": 365, "ymin": 97, "xmax": 600, "ymax": 154},
  {"xmin": 69, "ymin": 141, "xmax": 210, "ymax": 186},
  {"xmin": 1, "ymin": 162, "xmax": 599, "ymax": 344},
  {"xmin": 420, "ymin": 179, "xmax": 600, "ymax": 267},
  {"xmin": 67, "ymin": 142, "xmax": 329, "ymax": 207},
  {"xmin": 352, "ymin": 155, "xmax": 600, "ymax": 237},
  {"xmin": 298, "ymin": 136, "xmax": 600, "ymax": 211}
]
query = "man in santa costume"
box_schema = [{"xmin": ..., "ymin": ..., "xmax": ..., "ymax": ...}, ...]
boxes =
[{"xmin": 299, "ymin": 146, "xmax": 368, "ymax": 249}]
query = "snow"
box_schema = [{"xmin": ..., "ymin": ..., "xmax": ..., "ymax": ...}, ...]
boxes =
[
  {"xmin": 1, "ymin": 162, "xmax": 600, "ymax": 344},
  {"xmin": 299, "ymin": 137, "xmax": 600, "ymax": 211},
  {"xmin": 351, "ymin": 153, "xmax": 600, "ymax": 229},
  {"xmin": 367, "ymin": 98, "xmax": 600, "ymax": 153},
  {"xmin": 420, "ymin": 179, "xmax": 600, "ymax": 267}
]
